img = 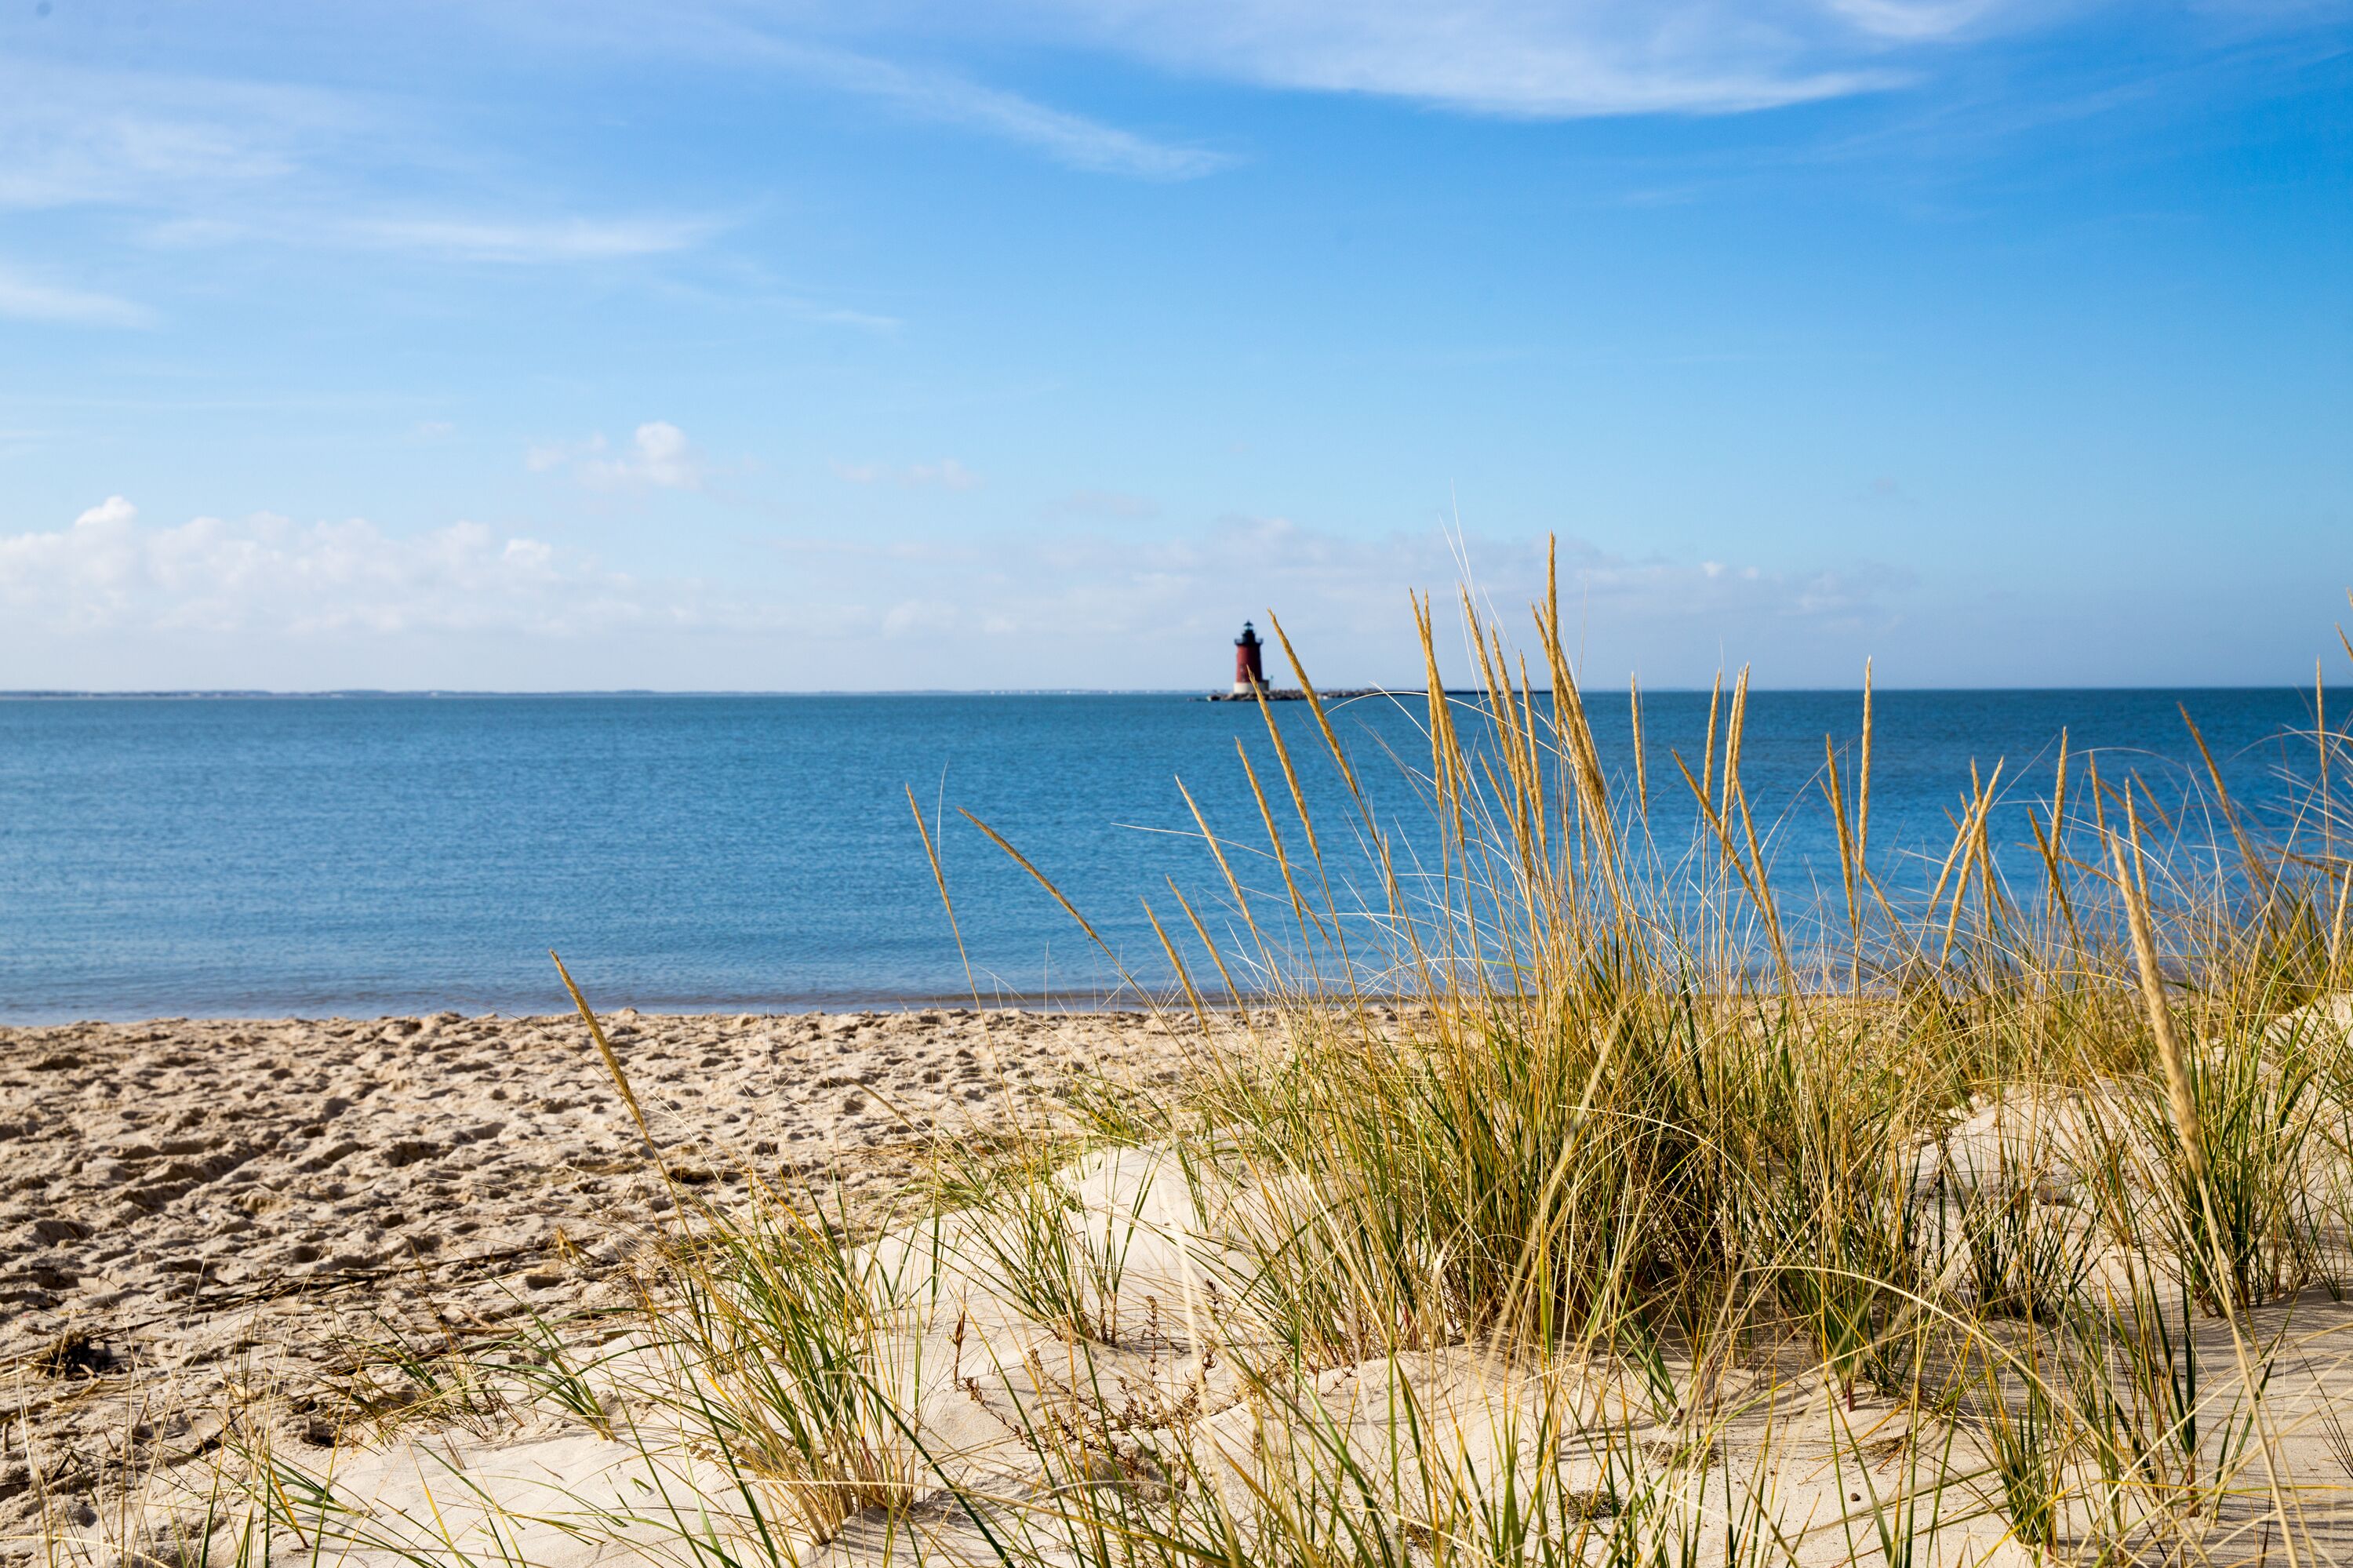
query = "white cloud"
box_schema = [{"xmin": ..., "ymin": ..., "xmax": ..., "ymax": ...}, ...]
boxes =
[
  {"xmin": 0, "ymin": 263, "xmax": 151, "ymax": 326},
  {"xmin": 589, "ymin": 422, "xmax": 704, "ymax": 489},
  {"xmin": 0, "ymin": 497, "xmax": 1922, "ymax": 687},
  {"xmin": 533, "ymin": 423, "xmax": 707, "ymax": 489},
  {"xmin": 0, "ymin": 498, "xmax": 658, "ymax": 637},
  {"xmin": 77, "ymin": 496, "xmax": 138, "ymax": 529}
]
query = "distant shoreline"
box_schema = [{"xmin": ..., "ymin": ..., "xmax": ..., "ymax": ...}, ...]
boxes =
[
  {"xmin": 0, "ymin": 682, "xmax": 2313, "ymax": 699},
  {"xmin": 0, "ymin": 688, "xmax": 1221, "ymax": 700}
]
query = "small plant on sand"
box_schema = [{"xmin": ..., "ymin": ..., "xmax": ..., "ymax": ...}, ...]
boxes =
[
  {"xmin": 1979, "ymin": 1340, "xmax": 2070, "ymax": 1555},
  {"xmin": 504, "ymin": 1309, "xmax": 620, "ymax": 1439},
  {"xmin": 1751, "ymin": 1042, "xmax": 1937, "ymax": 1402},
  {"xmin": 655, "ymin": 1191, "xmax": 924, "ymax": 1539},
  {"xmin": 323, "ymin": 1313, "xmax": 512, "ymax": 1442},
  {"xmin": 959, "ymin": 1155, "xmax": 1147, "ymax": 1344},
  {"xmin": 2136, "ymin": 1022, "xmax": 2320, "ymax": 1313},
  {"xmin": 1955, "ymin": 1164, "xmax": 2093, "ymax": 1324}
]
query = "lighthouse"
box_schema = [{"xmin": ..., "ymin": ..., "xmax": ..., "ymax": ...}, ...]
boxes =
[{"xmin": 1232, "ymin": 620, "xmax": 1267, "ymax": 695}]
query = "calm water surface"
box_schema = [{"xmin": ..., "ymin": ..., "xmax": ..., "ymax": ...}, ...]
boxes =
[{"xmin": 0, "ymin": 690, "xmax": 2322, "ymax": 1020}]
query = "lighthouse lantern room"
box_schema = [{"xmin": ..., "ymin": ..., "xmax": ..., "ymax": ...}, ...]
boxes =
[{"xmin": 1232, "ymin": 621, "xmax": 1267, "ymax": 695}]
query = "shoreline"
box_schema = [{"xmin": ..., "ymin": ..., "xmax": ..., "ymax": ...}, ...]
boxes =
[{"xmin": 0, "ymin": 999, "xmax": 1198, "ymax": 1029}]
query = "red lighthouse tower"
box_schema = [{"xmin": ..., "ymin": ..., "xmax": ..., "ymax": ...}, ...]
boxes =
[{"xmin": 1232, "ymin": 620, "xmax": 1267, "ymax": 695}]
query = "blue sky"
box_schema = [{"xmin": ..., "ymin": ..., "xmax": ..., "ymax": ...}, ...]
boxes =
[{"xmin": 1, "ymin": 1, "xmax": 2347, "ymax": 690}]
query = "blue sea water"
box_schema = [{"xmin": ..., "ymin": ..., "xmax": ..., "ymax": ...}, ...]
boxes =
[{"xmin": 0, "ymin": 689, "xmax": 2326, "ymax": 1022}]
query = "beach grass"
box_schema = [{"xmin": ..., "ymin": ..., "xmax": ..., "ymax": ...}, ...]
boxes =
[{"xmin": 79, "ymin": 555, "xmax": 2353, "ymax": 1567}]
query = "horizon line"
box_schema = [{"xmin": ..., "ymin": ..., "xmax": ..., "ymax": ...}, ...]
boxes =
[{"xmin": 0, "ymin": 682, "xmax": 2322, "ymax": 700}]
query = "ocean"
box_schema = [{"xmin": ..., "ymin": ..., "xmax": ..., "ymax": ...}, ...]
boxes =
[{"xmin": 0, "ymin": 689, "xmax": 2325, "ymax": 1022}]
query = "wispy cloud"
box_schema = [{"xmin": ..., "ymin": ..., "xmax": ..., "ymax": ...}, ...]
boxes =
[
  {"xmin": 1050, "ymin": 488, "xmax": 1162, "ymax": 521},
  {"xmin": 540, "ymin": 7, "xmax": 1232, "ymax": 180},
  {"xmin": 0, "ymin": 54, "xmax": 724, "ymax": 275},
  {"xmin": 0, "ymin": 59, "xmax": 337, "ymax": 212},
  {"xmin": 769, "ymin": 41, "xmax": 1231, "ymax": 180},
  {"xmin": 776, "ymin": 515, "xmax": 1912, "ymax": 671},
  {"xmin": 1031, "ymin": 515, "xmax": 1912, "ymax": 636},
  {"xmin": 525, "ymin": 438, "xmax": 594, "ymax": 475},
  {"xmin": 338, "ymin": 213, "xmax": 722, "ymax": 263},
  {"xmin": 144, "ymin": 208, "xmax": 728, "ymax": 265},
  {"xmin": 959, "ymin": 0, "xmax": 2087, "ymax": 115},
  {"xmin": 906, "ymin": 458, "xmax": 982, "ymax": 490},
  {"xmin": 0, "ymin": 263, "xmax": 151, "ymax": 326},
  {"xmin": 832, "ymin": 457, "xmax": 984, "ymax": 490},
  {"xmin": 780, "ymin": 298, "xmax": 904, "ymax": 332},
  {"xmin": 1824, "ymin": 0, "xmax": 2014, "ymax": 41}
]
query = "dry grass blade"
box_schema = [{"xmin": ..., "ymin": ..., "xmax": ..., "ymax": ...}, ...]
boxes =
[
  {"xmin": 550, "ymin": 948, "xmax": 653, "ymax": 1151},
  {"xmin": 959, "ymin": 808, "xmax": 1113, "ymax": 955},
  {"xmin": 1251, "ymin": 669, "xmax": 1326, "ymax": 868},
  {"xmin": 1140, "ymin": 897, "xmax": 1211, "ymax": 1032},
  {"xmin": 2111, "ymin": 801, "xmax": 2303, "ymax": 1568},
  {"xmin": 1822, "ymin": 734, "xmax": 1859, "ymax": 938},
  {"xmin": 1168, "ymin": 873, "xmax": 1249, "ymax": 1020},
  {"xmin": 1939, "ymin": 760, "xmax": 2004, "ymax": 959},
  {"xmin": 1720, "ymin": 668, "xmax": 1749, "ymax": 824},
  {"xmin": 1174, "ymin": 776, "xmax": 1281, "ymax": 981},
  {"xmin": 2182, "ymin": 702, "xmax": 2279, "ymax": 902},
  {"xmin": 1701, "ymin": 669, "xmax": 1723, "ymax": 815},
  {"xmin": 1629, "ymin": 674, "xmax": 1649, "ymax": 819},
  {"xmin": 1266, "ymin": 609, "xmax": 1362, "ymax": 802},
  {"xmin": 2109, "ymin": 812, "xmax": 2205, "ymax": 1186},
  {"xmin": 1236, "ymin": 737, "xmax": 1332, "ymax": 944},
  {"xmin": 1415, "ymin": 591, "xmax": 1467, "ymax": 847},
  {"xmin": 1857, "ymin": 657, "xmax": 1873, "ymax": 866},
  {"xmin": 908, "ymin": 783, "xmax": 984, "ymax": 1002}
]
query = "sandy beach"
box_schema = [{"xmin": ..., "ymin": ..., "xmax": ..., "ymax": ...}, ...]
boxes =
[
  {"xmin": 0, "ymin": 1007, "xmax": 1211, "ymax": 1548},
  {"xmin": 16, "ymin": 997, "xmax": 2353, "ymax": 1566}
]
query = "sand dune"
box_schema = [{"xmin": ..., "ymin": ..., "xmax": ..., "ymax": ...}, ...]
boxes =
[{"xmin": 16, "ymin": 1002, "xmax": 2353, "ymax": 1566}]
